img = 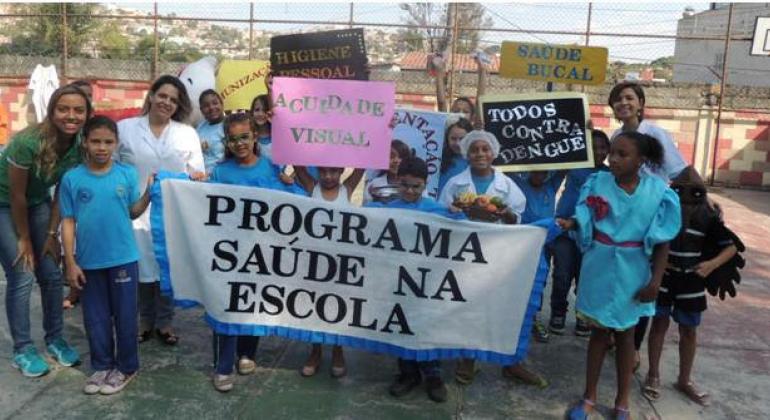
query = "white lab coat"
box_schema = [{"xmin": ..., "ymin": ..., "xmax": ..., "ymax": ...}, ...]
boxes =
[
  {"xmin": 28, "ymin": 64, "xmax": 60, "ymax": 122},
  {"xmin": 116, "ymin": 115, "xmax": 204, "ymax": 283},
  {"xmin": 439, "ymin": 167, "xmax": 527, "ymax": 222}
]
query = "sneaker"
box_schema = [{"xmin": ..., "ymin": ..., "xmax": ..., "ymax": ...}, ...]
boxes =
[
  {"xmin": 575, "ymin": 317, "xmax": 591, "ymax": 337},
  {"xmin": 237, "ymin": 356, "xmax": 256, "ymax": 375},
  {"xmin": 549, "ymin": 315, "xmax": 566, "ymax": 335},
  {"xmin": 213, "ymin": 373, "xmax": 234, "ymax": 392},
  {"xmin": 46, "ymin": 338, "xmax": 80, "ymax": 367},
  {"xmin": 425, "ymin": 376, "xmax": 448, "ymax": 403},
  {"xmin": 100, "ymin": 370, "xmax": 135, "ymax": 395},
  {"xmin": 532, "ymin": 320, "xmax": 550, "ymax": 343},
  {"xmin": 388, "ymin": 373, "xmax": 421, "ymax": 397},
  {"xmin": 83, "ymin": 370, "xmax": 110, "ymax": 395},
  {"xmin": 12, "ymin": 347, "xmax": 50, "ymax": 377}
]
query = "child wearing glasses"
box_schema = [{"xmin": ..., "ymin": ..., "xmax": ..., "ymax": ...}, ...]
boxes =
[
  {"xmin": 292, "ymin": 165, "xmax": 365, "ymax": 378},
  {"xmin": 366, "ymin": 156, "xmax": 465, "ymax": 403}
]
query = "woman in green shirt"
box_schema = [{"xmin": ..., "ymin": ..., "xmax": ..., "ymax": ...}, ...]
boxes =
[{"xmin": 0, "ymin": 84, "xmax": 91, "ymax": 377}]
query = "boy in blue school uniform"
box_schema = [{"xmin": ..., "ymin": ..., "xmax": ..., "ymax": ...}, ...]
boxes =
[
  {"xmin": 367, "ymin": 156, "xmax": 465, "ymax": 403},
  {"xmin": 510, "ymin": 170, "xmax": 566, "ymax": 342},
  {"xmin": 549, "ymin": 130, "xmax": 611, "ymax": 337},
  {"xmin": 60, "ymin": 116, "xmax": 152, "ymax": 395}
]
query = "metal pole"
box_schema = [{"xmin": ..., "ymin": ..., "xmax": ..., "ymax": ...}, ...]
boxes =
[
  {"xmin": 61, "ymin": 3, "xmax": 68, "ymax": 83},
  {"xmin": 248, "ymin": 3, "xmax": 254, "ymax": 60},
  {"xmin": 585, "ymin": 2, "xmax": 592, "ymax": 46},
  {"xmin": 447, "ymin": 3, "xmax": 459, "ymax": 102},
  {"xmin": 348, "ymin": 3, "xmax": 354, "ymax": 28},
  {"xmin": 709, "ymin": 3, "xmax": 733, "ymax": 186},
  {"xmin": 152, "ymin": 3, "xmax": 159, "ymax": 80}
]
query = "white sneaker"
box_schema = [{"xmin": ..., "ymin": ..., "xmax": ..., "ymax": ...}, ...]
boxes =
[
  {"xmin": 100, "ymin": 369, "xmax": 135, "ymax": 395},
  {"xmin": 237, "ymin": 356, "xmax": 256, "ymax": 375},
  {"xmin": 213, "ymin": 374, "xmax": 234, "ymax": 392},
  {"xmin": 83, "ymin": 370, "xmax": 110, "ymax": 395}
]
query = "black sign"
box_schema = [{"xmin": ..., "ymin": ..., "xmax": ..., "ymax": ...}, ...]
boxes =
[
  {"xmin": 270, "ymin": 28, "xmax": 368, "ymax": 81},
  {"xmin": 481, "ymin": 93, "xmax": 593, "ymax": 171}
]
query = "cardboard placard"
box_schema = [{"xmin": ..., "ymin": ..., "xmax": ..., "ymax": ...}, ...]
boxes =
[
  {"xmin": 499, "ymin": 41, "xmax": 607, "ymax": 86},
  {"xmin": 270, "ymin": 77, "xmax": 395, "ymax": 169},
  {"xmin": 481, "ymin": 92, "xmax": 594, "ymax": 171},
  {"xmin": 216, "ymin": 59, "xmax": 270, "ymax": 112},
  {"xmin": 270, "ymin": 28, "xmax": 368, "ymax": 80}
]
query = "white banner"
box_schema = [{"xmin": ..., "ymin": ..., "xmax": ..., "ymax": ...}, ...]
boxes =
[
  {"xmin": 152, "ymin": 178, "xmax": 548, "ymax": 363},
  {"xmin": 392, "ymin": 109, "xmax": 448, "ymax": 199}
]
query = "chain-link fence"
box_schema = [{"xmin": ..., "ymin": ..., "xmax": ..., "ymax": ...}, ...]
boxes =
[{"xmin": 1, "ymin": 2, "xmax": 769, "ymax": 187}]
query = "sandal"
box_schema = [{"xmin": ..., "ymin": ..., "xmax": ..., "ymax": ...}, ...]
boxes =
[
  {"xmin": 455, "ymin": 358, "xmax": 478, "ymax": 385},
  {"xmin": 156, "ymin": 329, "xmax": 179, "ymax": 346},
  {"xmin": 674, "ymin": 380, "xmax": 711, "ymax": 406},
  {"xmin": 501, "ymin": 364, "xmax": 549, "ymax": 389},
  {"xmin": 614, "ymin": 406, "xmax": 632, "ymax": 420},
  {"xmin": 567, "ymin": 399, "xmax": 595, "ymax": 420},
  {"xmin": 300, "ymin": 346, "xmax": 321, "ymax": 377},
  {"xmin": 138, "ymin": 330, "xmax": 153, "ymax": 343},
  {"xmin": 642, "ymin": 375, "xmax": 661, "ymax": 401}
]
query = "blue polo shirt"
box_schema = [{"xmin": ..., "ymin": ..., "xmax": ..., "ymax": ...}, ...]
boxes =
[
  {"xmin": 511, "ymin": 172, "xmax": 566, "ymax": 224},
  {"xmin": 59, "ymin": 162, "xmax": 141, "ymax": 270}
]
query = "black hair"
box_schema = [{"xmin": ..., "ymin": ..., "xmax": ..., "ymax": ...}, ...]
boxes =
[
  {"xmin": 398, "ymin": 156, "xmax": 429, "ymax": 180},
  {"xmin": 608, "ymin": 81, "xmax": 646, "ymax": 121},
  {"xmin": 377, "ymin": 139, "xmax": 413, "ymax": 177},
  {"xmin": 250, "ymin": 94, "xmax": 271, "ymax": 129},
  {"xmin": 199, "ymin": 89, "xmax": 222, "ymax": 104},
  {"xmin": 222, "ymin": 112, "xmax": 257, "ymax": 159},
  {"xmin": 70, "ymin": 79, "xmax": 92, "ymax": 90},
  {"xmin": 83, "ymin": 115, "xmax": 118, "ymax": 140},
  {"xmin": 142, "ymin": 74, "xmax": 192, "ymax": 122},
  {"xmin": 616, "ymin": 131, "xmax": 664, "ymax": 169},
  {"xmin": 592, "ymin": 129, "xmax": 610, "ymax": 148},
  {"xmin": 440, "ymin": 117, "xmax": 474, "ymax": 173},
  {"xmin": 452, "ymin": 97, "xmax": 475, "ymax": 118}
]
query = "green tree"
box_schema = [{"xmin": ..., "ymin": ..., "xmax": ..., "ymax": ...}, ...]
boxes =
[
  {"xmin": 0, "ymin": 3, "xmax": 100, "ymax": 56},
  {"xmin": 398, "ymin": 3, "xmax": 493, "ymax": 54},
  {"xmin": 97, "ymin": 22, "xmax": 131, "ymax": 59}
]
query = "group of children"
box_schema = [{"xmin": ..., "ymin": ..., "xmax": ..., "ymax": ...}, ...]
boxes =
[{"xmin": 21, "ymin": 77, "xmax": 744, "ymax": 417}]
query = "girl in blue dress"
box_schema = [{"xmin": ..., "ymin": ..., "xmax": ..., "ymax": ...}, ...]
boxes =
[
  {"xmin": 559, "ymin": 131, "xmax": 681, "ymax": 420},
  {"xmin": 437, "ymin": 117, "xmax": 472, "ymax": 196}
]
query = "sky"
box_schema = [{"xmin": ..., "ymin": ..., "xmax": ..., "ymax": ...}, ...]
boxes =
[{"xmin": 109, "ymin": 1, "xmax": 715, "ymax": 63}]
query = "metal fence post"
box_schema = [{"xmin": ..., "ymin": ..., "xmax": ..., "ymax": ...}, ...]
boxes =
[
  {"xmin": 348, "ymin": 3, "xmax": 354, "ymax": 28},
  {"xmin": 249, "ymin": 3, "xmax": 254, "ymax": 60},
  {"xmin": 152, "ymin": 2, "xmax": 159, "ymax": 80},
  {"xmin": 447, "ymin": 3, "xmax": 459, "ymax": 103},
  {"xmin": 709, "ymin": 3, "xmax": 734, "ymax": 186},
  {"xmin": 61, "ymin": 3, "xmax": 68, "ymax": 83}
]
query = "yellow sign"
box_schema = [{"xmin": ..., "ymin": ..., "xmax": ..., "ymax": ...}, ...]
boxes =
[
  {"xmin": 216, "ymin": 60, "xmax": 270, "ymax": 112},
  {"xmin": 499, "ymin": 42, "xmax": 607, "ymax": 86}
]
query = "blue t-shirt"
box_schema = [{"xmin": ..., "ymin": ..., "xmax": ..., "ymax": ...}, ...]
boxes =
[
  {"xmin": 471, "ymin": 172, "xmax": 495, "ymax": 196},
  {"xmin": 210, "ymin": 157, "xmax": 307, "ymax": 196},
  {"xmin": 59, "ymin": 162, "xmax": 141, "ymax": 270},
  {"xmin": 366, "ymin": 197, "xmax": 466, "ymax": 220},
  {"xmin": 257, "ymin": 134, "xmax": 273, "ymax": 161},
  {"xmin": 555, "ymin": 165, "xmax": 610, "ymax": 218},
  {"xmin": 196, "ymin": 120, "xmax": 225, "ymax": 172},
  {"xmin": 438, "ymin": 155, "xmax": 468, "ymax": 197},
  {"xmin": 511, "ymin": 172, "xmax": 566, "ymax": 224}
]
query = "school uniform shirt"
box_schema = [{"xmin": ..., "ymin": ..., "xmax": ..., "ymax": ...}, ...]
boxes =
[
  {"xmin": 257, "ymin": 134, "xmax": 273, "ymax": 161},
  {"xmin": 437, "ymin": 155, "xmax": 469, "ymax": 197},
  {"xmin": 0, "ymin": 126, "xmax": 82, "ymax": 207},
  {"xmin": 366, "ymin": 197, "xmax": 467, "ymax": 221},
  {"xmin": 116, "ymin": 115, "xmax": 204, "ymax": 283},
  {"xmin": 210, "ymin": 158, "xmax": 308, "ymax": 196},
  {"xmin": 196, "ymin": 120, "xmax": 225, "ymax": 172},
  {"xmin": 59, "ymin": 162, "xmax": 141, "ymax": 270},
  {"xmin": 511, "ymin": 172, "xmax": 566, "ymax": 224},
  {"xmin": 438, "ymin": 167, "xmax": 527, "ymax": 222},
  {"xmin": 573, "ymin": 171, "xmax": 681, "ymax": 330},
  {"xmin": 555, "ymin": 165, "xmax": 609, "ymax": 218},
  {"xmin": 611, "ymin": 119, "xmax": 688, "ymax": 183},
  {"xmin": 658, "ymin": 205, "xmax": 734, "ymax": 313}
]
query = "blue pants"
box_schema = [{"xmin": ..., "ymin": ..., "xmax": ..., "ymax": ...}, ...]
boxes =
[
  {"xmin": 0, "ymin": 203, "xmax": 64, "ymax": 353},
  {"xmin": 82, "ymin": 262, "xmax": 139, "ymax": 374},
  {"xmin": 549, "ymin": 234, "xmax": 581, "ymax": 317},
  {"xmin": 398, "ymin": 358, "xmax": 441, "ymax": 379},
  {"xmin": 213, "ymin": 333, "xmax": 259, "ymax": 375}
]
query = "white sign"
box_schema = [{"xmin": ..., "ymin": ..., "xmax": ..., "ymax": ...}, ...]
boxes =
[{"xmin": 151, "ymin": 178, "xmax": 549, "ymax": 363}]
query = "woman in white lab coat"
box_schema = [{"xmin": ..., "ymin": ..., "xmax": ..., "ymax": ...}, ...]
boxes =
[{"xmin": 116, "ymin": 75, "xmax": 205, "ymax": 345}]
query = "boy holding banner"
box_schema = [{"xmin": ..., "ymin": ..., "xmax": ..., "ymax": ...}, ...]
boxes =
[{"xmin": 367, "ymin": 156, "xmax": 464, "ymax": 403}]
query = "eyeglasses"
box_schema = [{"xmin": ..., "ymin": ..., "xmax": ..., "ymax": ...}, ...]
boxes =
[
  {"xmin": 226, "ymin": 133, "xmax": 252, "ymax": 144},
  {"xmin": 399, "ymin": 181, "xmax": 425, "ymax": 191}
]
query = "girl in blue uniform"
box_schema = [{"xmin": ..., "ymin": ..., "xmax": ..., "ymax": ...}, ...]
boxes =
[
  {"xmin": 559, "ymin": 132, "xmax": 681, "ymax": 420},
  {"xmin": 196, "ymin": 89, "xmax": 225, "ymax": 174},
  {"xmin": 437, "ymin": 117, "xmax": 472, "ymax": 196}
]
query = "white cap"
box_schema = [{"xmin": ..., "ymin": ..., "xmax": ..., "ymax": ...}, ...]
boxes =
[{"xmin": 460, "ymin": 130, "xmax": 500, "ymax": 159}]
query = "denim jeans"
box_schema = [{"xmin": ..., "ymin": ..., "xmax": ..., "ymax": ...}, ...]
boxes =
[
  {"xmin": 0, "ymin": 203, "xmax": 64, "ymax": 353},
  {"xmin": 549, "ymin": 234, "xmax": 581, "ymax": 318}
]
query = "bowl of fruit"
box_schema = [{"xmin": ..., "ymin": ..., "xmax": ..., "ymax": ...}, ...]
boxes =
[{"xmin": 453, "ymin": 192, "xmax": 507, "ymax": 222}]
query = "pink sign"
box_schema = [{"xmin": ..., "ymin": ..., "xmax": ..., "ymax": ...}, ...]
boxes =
[{"xmin": 271, "ymin": 77, "xmax": 395, "ymax": 169}]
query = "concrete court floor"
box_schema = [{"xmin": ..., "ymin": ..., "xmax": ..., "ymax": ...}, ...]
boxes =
[{"xmin": 0, "ymin": 188, "xmax": 768, "ymax": 420}]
